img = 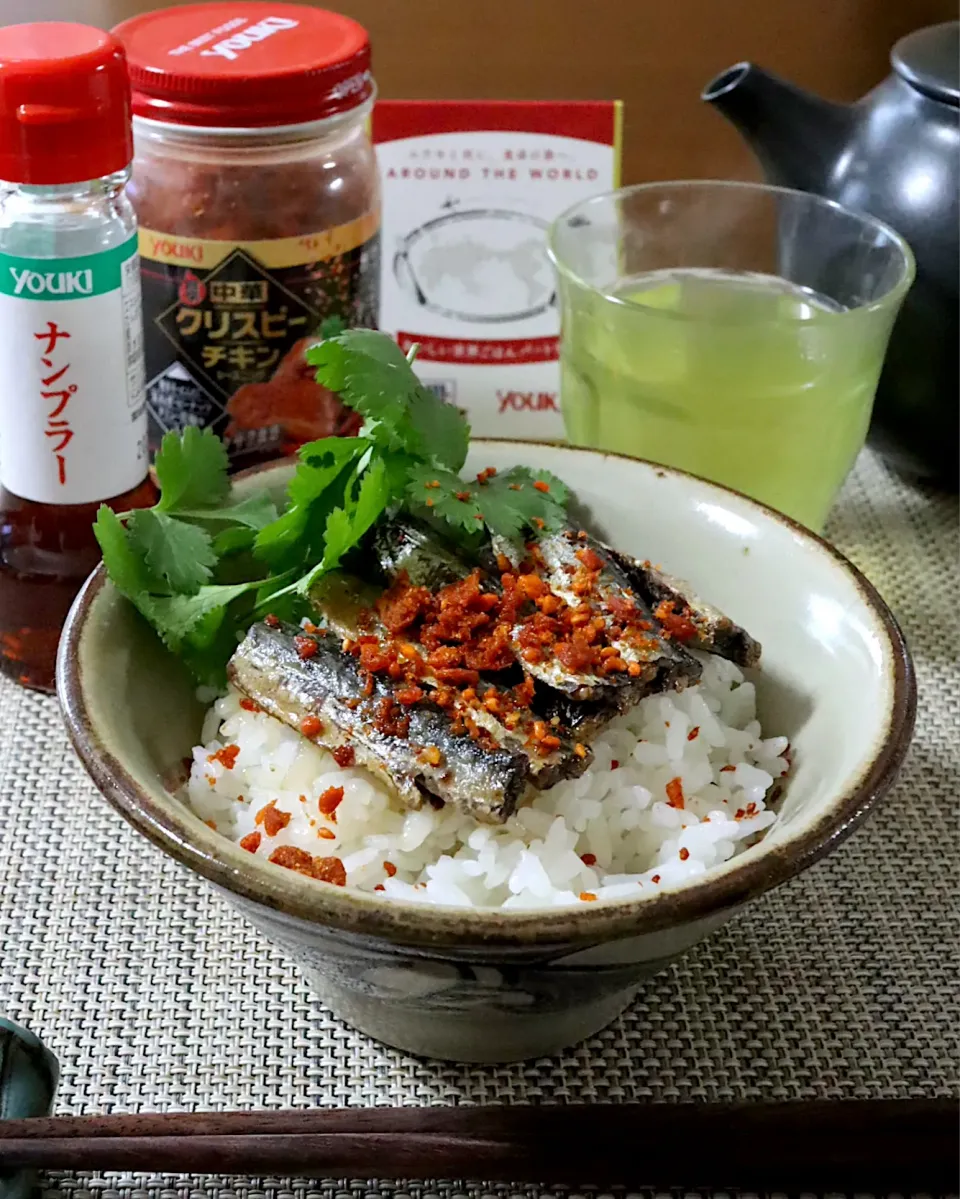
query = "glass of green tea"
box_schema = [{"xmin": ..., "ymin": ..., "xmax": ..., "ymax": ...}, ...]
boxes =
[{"xmin": 548, "ymin": 181, "xmax": 914, "ymax": 530}]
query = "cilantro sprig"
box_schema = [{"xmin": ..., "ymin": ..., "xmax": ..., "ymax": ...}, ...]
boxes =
[{"xmin": 96, "ymin": 330, "xmax": 569, "ymax": 685}]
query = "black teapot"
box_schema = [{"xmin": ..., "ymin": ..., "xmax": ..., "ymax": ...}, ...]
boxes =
[{"xmin": 703, "ymin": 22, "xmax": 959, "ymax": 488}]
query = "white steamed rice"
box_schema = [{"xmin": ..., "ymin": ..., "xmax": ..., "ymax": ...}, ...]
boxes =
[{"xmin": 185, "ymin": 653, "xmax": 788, "ymax": 909}]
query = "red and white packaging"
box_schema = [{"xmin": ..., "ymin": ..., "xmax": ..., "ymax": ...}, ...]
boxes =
[{"xmin": 373, "ymin": 101, "xmax": 622, "ymax": 439}]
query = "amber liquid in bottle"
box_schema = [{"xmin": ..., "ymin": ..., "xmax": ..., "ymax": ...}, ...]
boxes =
[{"xmin": 0, "ymin": 478, "xmax": 156, "ymax": 692}]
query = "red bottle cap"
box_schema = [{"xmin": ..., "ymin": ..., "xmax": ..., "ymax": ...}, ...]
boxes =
[
  {"xmin": 0, "ymin": 23, "xmax": 132, "ymax": 186},
  {"xmin": 113, "ymin": 2, "xmax": 373, "ymax": 130}
]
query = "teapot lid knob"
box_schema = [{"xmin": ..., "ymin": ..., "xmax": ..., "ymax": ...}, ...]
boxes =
[{"xmin": 892, "ymin": 21, "xmax": 959, "ymax": 106}]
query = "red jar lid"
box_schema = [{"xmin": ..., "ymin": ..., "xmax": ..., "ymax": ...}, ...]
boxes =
[
  {"xmin": 113, "ymin": 2, "xmax": 373, "ymax": 129},
  {"xmin": 0, "ymin": 23, "xmax": 132, "ymax": 185}
]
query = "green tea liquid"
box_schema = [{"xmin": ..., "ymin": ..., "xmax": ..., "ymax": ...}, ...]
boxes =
[{"xmin": 559, "ymin": 268, "xmax": 883, "ymax": 530}]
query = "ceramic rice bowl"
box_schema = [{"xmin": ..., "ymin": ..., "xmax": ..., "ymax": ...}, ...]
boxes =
[{"xmin": 57, "ymin": 441, "xmax": 915, "ymax": 1062}]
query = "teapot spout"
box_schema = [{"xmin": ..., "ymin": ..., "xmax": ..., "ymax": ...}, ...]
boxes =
[{"xmin": 702, "ymin": 62, "xmax": 852, "ymax": 193}]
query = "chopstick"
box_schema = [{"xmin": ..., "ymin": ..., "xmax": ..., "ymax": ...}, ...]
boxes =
[{"xmin": 1, "ymin": 1100, "xmax": 956, "ymax": 1189}]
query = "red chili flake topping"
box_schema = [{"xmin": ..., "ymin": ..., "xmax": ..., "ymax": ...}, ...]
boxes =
[
  {"xmin": 665, "ymin": 777, "xmax": 685, "ymax": 810},
  {"xmin": 317, "ymin": 827, "xmax": 336, "ymax": 840},
  {"xmin": 610, "ymin": 759, "xmax": 620, "ymax": 770},
  {"xmin": 687, "ymin": 726, "xmax": 700, "ymax": 741},
  {"xmin": 532, "ymin": 479, "xmax": 550, "ymax": 493},
  {"xmin": 239, "ymin": 697, "xmax": 261, "ymax": 713},
  {"xmin": 384, "ymin": 861, "xmax": 397, "ymax": 877},
  {"xmin": 318, "ymin": 786, "xmax": 345, "ymax": 819},
  {"xmin": 300, "ymin": 715, "xmax": 323, "ymax": 739},
  {"xmin": 575, "ymin": 546, "xmax": 604, "ymax": 572},
  {"xmin": 580, "ymin": 852, "xmax": 597, "ymax": 866},
  {"xmin": 735, "ymin": 808, "xmax": 746, "ymax": 819},
  {"xmin": 263, "ymin": 613, "xmax": 281, "ymax": 628},
  {"xmin": 255, "ymin": 800, "xmax": 291, "ymax": 837},
  {"xmin": 239, "ymin": 831, "xmax": 261, "ymax": 853},
  {"xmin": 293, "ymin": 634, "xmax": 319, "ymax": 660},
  {"xmin": 651, "ymin": 874, "xmax": 661, "ymax": 884},
  {"xmin": 207, "ymin": 744, "xmax": 240, "ymax": 770},
  {"xmin": 433, "ymin": 666, "xmax": 480, "ymax": 686},
  {"xmin": 204, "ymin": 819, "xmax": 217, "ymax": 830},
  {"xmin": 313, "ymin": 856, "xmax": 347, "ymax": 886},
  {"xmin": 331, "ymin": 744, "xmax": 355, "ymax": 768},
  {"xmin": 476, "ymin": 466, "xmax": 497, "ymax": 483},
  {"xmin": 455, "ymin": 490, "xmax": 471, "ymax": 502},
  {"xmin": 532, "ymin": 517, "xmax": 545, "ymax": 530},
  {"xmin": 374, "ymin": 884, "xmax": 385, "ymax": 891},
  {"xmin": 720, "ymin": 764, "xmax": 736, "ymax": 773},
  {"xmin": 579, "ymin": 891, "xmax": 597, "ymax": 902},
  {"xmin": 654, "ymin": 599, "xmax": 698, "ymax": 643},
  {"xmin": 377, "ymin": 573, "xmax": 434, "ymax": 635},
  {"xmin": 268, "ymin": 846, "xmax": 347, "ymax": 886},
  {"xmin": 679, "ymin": 847, "xmax": 690, "ymax": 861},
  {"xmin": 373, "ymin": 695, "xmax": 411, "ymax": 738},
  {"xmin": 269, "ymin": 845, "xmax": 315, "ymax": 875}
]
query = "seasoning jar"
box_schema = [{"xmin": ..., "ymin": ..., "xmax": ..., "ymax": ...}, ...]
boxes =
[
  {"xmin": 113, "ymin": 2, "xmax": 380, "ymax": 469},
  {"xmin": 0, "ymin": 22, "xmax": 154, "ymax": 692}
]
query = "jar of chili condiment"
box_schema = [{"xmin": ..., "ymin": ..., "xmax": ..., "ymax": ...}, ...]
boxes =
[{"xmin": 113, "ymin": 2, "xmax": 379, "ymax": 468}]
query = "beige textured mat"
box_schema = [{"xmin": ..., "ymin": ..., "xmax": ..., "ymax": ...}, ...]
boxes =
[{"xmin": 0, "ymin": 449, "xmax": 956, "ymax": 1197}]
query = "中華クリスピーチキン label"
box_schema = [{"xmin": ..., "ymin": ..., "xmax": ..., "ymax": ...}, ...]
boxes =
[
  {"xmin": 138, "ymin": 212, "xmax": 380, "ymax": 463},
  {"xmin": 0, "ymin": 235, "xmax": 148, "ymax": 505}
]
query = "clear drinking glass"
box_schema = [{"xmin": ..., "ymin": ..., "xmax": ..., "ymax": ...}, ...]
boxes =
[{"xmin": 548, "ymin": 181, "xmax": 914, "ymax": 530}]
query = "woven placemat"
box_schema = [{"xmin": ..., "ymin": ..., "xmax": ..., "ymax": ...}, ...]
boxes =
[{"xmin": 0, "ymin": 449, "xmax": 956, "ymax": 1198}]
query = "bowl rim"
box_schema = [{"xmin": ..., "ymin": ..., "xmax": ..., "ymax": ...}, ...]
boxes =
[{"xmin": 57, "ymin": 440, "xmax": 917, "ymax": 951}]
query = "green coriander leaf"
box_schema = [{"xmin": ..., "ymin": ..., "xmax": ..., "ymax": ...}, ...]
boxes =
[
  {"xmin": 297, "ymin": 436, "xmax": 369, "ymax": 466},
  {"xmin": 471, "ymin": 486, "xmax": 528, "ymax": 542},
  {"xmin": 141, "ymin": 580, "xmax": 262, "ymax": 647},
  {"xmin": 308, "ymin": 334, "xmax": 419, "ymax": 450},
  {"xmin": 407, "ymin": 386, "xmax": 469, "ymax": 471},
  {"xmin": 212, "ymin": 526, "xmax": 256, "ymax": 557},
  {"xmin": 481, "ymin": 469, "xmax": 568, "ymax": 541},
  {"xmin": 127, "ymin": 509, "xmax": 217, "ymax": 595},
  {"xmin": 155, "ymin": 427, "xmax": 230, "ymax": 512},
  {"xmin": 318, "ymin": 314, "xmax": 346, "ymax": 339},
  {"xmin": 94, "ymin": 506, "xmax": 168, "ymax": 599},
  {"xmin": 254, "ymin": 442, "xmax": 365, "ymax": 567},
  {"xmin": 405, "ymin": 464, "xmax": 484, "ymax": 533},
  {"xmin": 175, "ymin": 491, "xmax": 278, "ymax": 530},
  {"xmin": 294, "ymin": 457, "xmax": 391, "ymax": 595}
]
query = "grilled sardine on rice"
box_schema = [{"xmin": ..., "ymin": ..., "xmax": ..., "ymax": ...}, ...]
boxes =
[
  {"xmin": 501, "ymin": 529, "xmax": 703, "ymax": 704},
  {"xmin": 605, "ymin": 549, "xmax": 762, "ymax": 669},
  {"xmin": 228, "ymin": 620, "xmax": 530, "ymax": 822},
  {"xmin": 308, "ymin": 569, "xmax": 594, "ymax": 793}
]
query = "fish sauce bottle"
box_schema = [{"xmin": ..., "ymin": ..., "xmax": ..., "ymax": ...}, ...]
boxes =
[{"xmin": 0, "ymin": 23, "xmax": 155, "ymax": 692}]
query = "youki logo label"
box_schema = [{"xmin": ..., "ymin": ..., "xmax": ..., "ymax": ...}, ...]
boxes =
[
  {"xmin": 199, "ymin": 16, "xmax": 298, "ymax": 60},
  {"xmin": 9, "ymin": 267, "xmax": 93, "ymax": 297}
]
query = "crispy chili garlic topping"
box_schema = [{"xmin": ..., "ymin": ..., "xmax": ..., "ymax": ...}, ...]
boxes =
[
  {"xmin": 331, "ymin": 744, "xmax": 355, "ymax": 767},
  {"xmin": 654, "ymin": 599, "xmax": 698, "ymax": 643},
  {"xmin": 318, "ymin": 786, "xmax": 345, "ymax": 819},
  {"xmin": 293, "ymin": 634, "xmax": 319, "ymax": 660},
  {"xmin": 268, "ymin": 845, "xmax": 347, "ymax": 886},
  {"xmin": 665, "ymin": 778, "xmax": 685, "ymax": 810},
  {"xmin": 208, "ymin": 744, "xmax": 240, "ymax": 770},
  {"xmin": 300, "ymin": 715, "xmax": 323, "ymax": 739},
  {"xmin": 255, "ymin": 800, "xmax": 291, "ymax": 836}
]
